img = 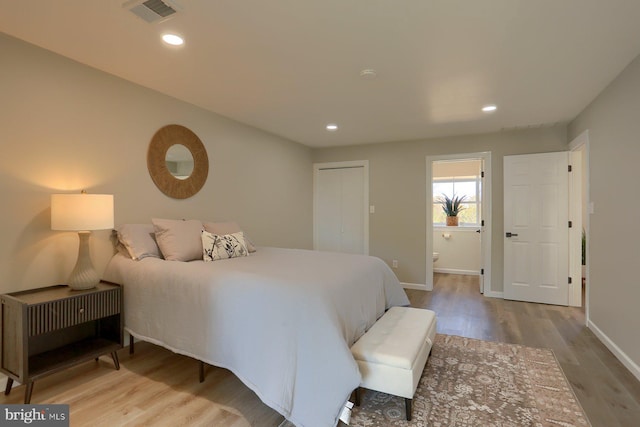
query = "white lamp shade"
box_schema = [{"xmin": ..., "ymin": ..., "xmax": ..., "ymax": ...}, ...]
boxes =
[{"xmin": 51, "ymin": 194, "xmax": 114, "ymax": 231}]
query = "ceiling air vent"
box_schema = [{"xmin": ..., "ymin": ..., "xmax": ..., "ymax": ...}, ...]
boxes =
[{"xmin": 124, "ymin": 0, "xmax": 181, "ymax": 24}]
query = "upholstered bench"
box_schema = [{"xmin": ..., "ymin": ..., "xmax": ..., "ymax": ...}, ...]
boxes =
[{"xmin": 350, "ymin": 306, "xmax": 437, "ymax": 421}]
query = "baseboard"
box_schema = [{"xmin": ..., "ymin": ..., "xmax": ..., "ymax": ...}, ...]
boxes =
[
  {"xmin": 401, "ymin": 282, "xmax": 428, "ymax": 291},
  {"xmin": 434, "ymin": 268, "xmax": 480, "ymax": 276},
  {"xmin": 588, "ymin": 319, "xmax": 640, "ymax": 382},
  {"xmin": 483, "ymin": 290, "xmax": 504, "ymax": 299}
]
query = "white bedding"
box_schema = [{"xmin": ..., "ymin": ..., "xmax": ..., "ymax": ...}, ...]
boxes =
[{"xmin": 103, "ymin": 247, "xmax": 409, "ymax": 427}]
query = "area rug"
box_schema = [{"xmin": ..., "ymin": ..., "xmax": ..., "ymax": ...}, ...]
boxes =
[{"xmin": 348, "ymin": 334, "xmax": 590, "ymax": 427}]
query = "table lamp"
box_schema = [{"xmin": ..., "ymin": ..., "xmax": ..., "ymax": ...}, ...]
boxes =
[{"xmin": 51, "ymin": 191, "xmax": 114, "ymax": 290}]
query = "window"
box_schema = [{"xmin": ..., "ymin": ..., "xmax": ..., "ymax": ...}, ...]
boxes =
[{"xmin": 433, "ymin": 175, "xmax": 481, "ymax": 226}]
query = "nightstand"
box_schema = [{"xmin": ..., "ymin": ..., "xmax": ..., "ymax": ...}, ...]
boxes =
[{"xmin": 0, "ymin": 281, "xmax": 123, "ymax": 403}]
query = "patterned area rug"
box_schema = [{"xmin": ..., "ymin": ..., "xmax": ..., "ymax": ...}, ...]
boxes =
[{"xmin": 349, "ymin": 334, "xmax": 591, "ymax": 427}]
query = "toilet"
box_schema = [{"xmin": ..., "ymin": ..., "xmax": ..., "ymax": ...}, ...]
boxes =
[{"xmin": 432, "ymin": 252, "xmax": 439, "ymax": 262}]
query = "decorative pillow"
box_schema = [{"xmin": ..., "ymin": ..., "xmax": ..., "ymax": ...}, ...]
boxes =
[
  {"xmin": 152, "ymin": 218, "xmax": 203, "ymax": 261},
  {"xmin": 202, "ymin": 230, "xmax": 249, "ymax": 261},
  {"xmin": 116, "ymin": 224, "xmax": 163, "ymax": 260},
  {"xmin": 203, "ymin": 221, "xmax": 256, "ymax": 252}
]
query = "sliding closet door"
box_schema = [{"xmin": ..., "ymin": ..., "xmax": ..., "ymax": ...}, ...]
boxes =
[{"xmin": 314, "ymin": 162, "xmax": 368, "ymax": 255}]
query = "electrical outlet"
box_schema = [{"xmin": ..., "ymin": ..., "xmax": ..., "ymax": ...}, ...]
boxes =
[{"xmin": 392, "ymin": 260, "xmax": 398, "ymax": 268}]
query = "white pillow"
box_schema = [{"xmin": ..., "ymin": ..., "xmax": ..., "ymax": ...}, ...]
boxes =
[
  {"xmin": 202, "ymin": 230, "xmax": 249, "ymax": 262},
  {"xmin": 116, "ymin": 224, "xmax": 163, "ymax": 260},
  {"xmin": 203, "ymin": 221, "xmax": 256, "ymax": 252},
  {"xmin": 152, "ymin": 218, "xmax": 203, "ymax": 261}
]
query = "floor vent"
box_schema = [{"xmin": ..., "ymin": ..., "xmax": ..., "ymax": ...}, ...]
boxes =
[{"xmin": 124, "ymin": 0, "xmax": 181, "ymax": 24}]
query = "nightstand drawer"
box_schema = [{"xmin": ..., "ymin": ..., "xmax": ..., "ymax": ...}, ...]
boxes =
[{"xmin": 28, "ymin": 287, "xmax": 121, "ymax": 336}]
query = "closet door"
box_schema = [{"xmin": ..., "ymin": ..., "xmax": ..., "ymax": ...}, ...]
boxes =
[
  {"xmin": 338, "ymin": 167, "xmax": 365, "ymax": 254},
  {"xmin": 315, "ymin": 168, "xmax": 343, "ymax": 252},
  {"xmin": 314, "ymin": 163, "xmax": 368, "ymax": 254}
]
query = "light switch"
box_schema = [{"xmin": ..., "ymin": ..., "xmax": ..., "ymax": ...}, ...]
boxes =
[{"xmin": 369, "ymin": 205, "xmax": 375, "ymax": 214}]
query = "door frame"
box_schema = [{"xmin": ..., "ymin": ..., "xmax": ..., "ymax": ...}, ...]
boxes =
[
  {"xmin": 426, "ymin": 152, "xmax": 492, "ymax": 293},
  {"xmin": 313, "ymin": 160, "xmax": 370, "ymax": 255},
  {"xmin": 569, "ymin": 130, "xmax": 590, "ymax": 318}
]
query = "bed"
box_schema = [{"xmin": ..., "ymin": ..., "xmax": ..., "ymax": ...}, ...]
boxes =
[{"xmin": 104, "ymin": 221, "xmax": 409, "ymax": 427}]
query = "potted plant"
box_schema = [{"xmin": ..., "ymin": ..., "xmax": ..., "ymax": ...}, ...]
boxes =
[{"xmin": 437, "ymin": 194, "xmax": 467, "ymax": 226}]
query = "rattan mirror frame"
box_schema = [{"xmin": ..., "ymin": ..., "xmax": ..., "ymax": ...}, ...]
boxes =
[{"xmin": 147, "ymin": 125, "xmax": 208, "ymax": 199}]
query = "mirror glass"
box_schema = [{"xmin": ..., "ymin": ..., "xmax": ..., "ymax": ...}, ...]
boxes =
[{"xmin": 165, "ymin": 144, "xmax": 194, "ymax": 180}]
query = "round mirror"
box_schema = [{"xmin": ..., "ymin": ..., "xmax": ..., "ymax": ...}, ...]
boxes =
[
  {"xmin": 165, "ymin": 144, "xmax": 194, "ymax": 180},
  {"xmin": 147, "ymin": 125, "xmax": 208, "ymax": 199}
]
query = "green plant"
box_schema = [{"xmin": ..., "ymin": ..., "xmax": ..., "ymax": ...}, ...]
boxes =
[{"xmin": 437, "ymin": 194, "xmax": 467, "ymax": 217}]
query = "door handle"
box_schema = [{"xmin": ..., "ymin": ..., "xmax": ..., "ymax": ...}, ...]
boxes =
[
  {"xmin": 505, "ymin": 232, "xmax": 519, "ymax": 237},
  {"xmin": 476, "ymin": 229, "xmax": 481, "ymax": 233}
]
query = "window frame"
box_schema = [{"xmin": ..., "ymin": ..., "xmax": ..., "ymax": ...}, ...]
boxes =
[{"xmin": 432, "ymin": 175, "xmax": 481, "ymax": 226}]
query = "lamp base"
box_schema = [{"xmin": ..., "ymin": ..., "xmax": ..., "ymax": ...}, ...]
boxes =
[{"xmin": 67, "ymin": 231, "xmax": 100, "ymax": 290}]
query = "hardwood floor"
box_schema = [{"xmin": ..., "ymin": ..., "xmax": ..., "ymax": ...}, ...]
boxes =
[
  {"xmin": 1, "ymin": 274, "xmax": 639, "ymax": 426},
  {"xmin": 1, "ymin": 338, "xmax": 286, "ymax": 426}
]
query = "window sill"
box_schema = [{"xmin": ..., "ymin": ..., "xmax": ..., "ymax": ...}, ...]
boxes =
[{"xmin": 434, "ymin": 225, "xmax": 480, "ymax": 232}]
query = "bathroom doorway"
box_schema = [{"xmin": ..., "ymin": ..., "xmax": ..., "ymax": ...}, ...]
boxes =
[
  {"xmin": 569, "ymin": 130, "xmax": 589, "ymax": 313},
  {"xmin": 425, "ymin": 153, "xmax": 492, "ymax": 294}
]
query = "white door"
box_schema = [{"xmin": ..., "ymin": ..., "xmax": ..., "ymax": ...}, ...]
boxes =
[
  {"xmin": 478, "ymin": 161, "xmax": 485, "ymax": 294},
  {"xmin": 504, "ymin": 152, "xmax": 569, "ymax": 305},
  {"xmin": 314, "ymin": 163, "xmax": 368, "ymax": 254},
  {"xmin": 315, "ymin": 168, "xmax": 343, "ymax": 252}
]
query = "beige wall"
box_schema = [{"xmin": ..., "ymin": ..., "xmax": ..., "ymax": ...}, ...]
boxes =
[
  {"xmin": 0, "ymin": 34, "xmax": 313, "ymax": 294},
  {"xmin": 433, "ymin": 229, "xmax": 481, "ymax": 274},
  {"xmin": 312, "ymin": 127, "xmax": 568, "ymax": 292},
  {"xmin": 569, "ymin": 54, "xmax": 640, "ymax": 371}
]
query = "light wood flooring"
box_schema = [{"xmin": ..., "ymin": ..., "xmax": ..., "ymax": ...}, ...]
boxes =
[{"xmin": 2, "ymin": 273, "xmax": 639, "ymax": 426}]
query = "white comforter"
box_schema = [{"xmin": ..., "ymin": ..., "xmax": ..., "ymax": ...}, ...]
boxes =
[{"xmin": 103, "ymin": 247, "xmax": 409, "ymax": 427}]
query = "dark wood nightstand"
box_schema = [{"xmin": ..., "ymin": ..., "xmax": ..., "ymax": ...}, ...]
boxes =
[{"xmin": 0, "ymin": 281, "xmax": 123, "ymax": 403}]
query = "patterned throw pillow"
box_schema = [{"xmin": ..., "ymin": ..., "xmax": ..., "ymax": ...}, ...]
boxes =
[
  {"xmin": 202, "ymin": 230, "xmax": 249, "ymax": 261},
  {"xmin": 202, "ymin": 221, "xmax": 257, "ymax": 253}
]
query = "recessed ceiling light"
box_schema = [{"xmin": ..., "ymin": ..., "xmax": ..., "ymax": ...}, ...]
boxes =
[
  {"xmin": 360, "ymin": 69, "xmax": 377, "ymax": 79},
  {"xmin": 482, "ymin": 104, "xmax": 497, "ymax": 113},
  {"xmin": 162, "ymin": 33, "xmax": 184, "ymax": 46},
  {"xmin": 326, "ymin": 124, "xmax": 338, "ymax": 131}
]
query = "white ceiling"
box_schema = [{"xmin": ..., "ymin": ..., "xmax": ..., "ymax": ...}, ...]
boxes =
[{"xmin": 2, "ymin": 0, "xmax": 640, "ymax": 148}]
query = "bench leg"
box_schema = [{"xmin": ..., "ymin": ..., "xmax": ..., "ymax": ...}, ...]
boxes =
[
  {"xmin": 129, "ymin": 334, "xmax": 135, "ymax": 355},
  {"xmin": 405, "ymin": 398, "xmax": 412, "ymax": 421},
  {"xmin": 354, "ymin": 387, "xmax": 361, "ymax": 406}
]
